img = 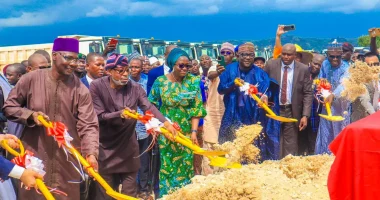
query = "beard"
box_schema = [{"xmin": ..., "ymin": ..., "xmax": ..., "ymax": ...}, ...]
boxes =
[{"xmin": 111, "ymin": 77, "xmax": 128, "ymax": 86}]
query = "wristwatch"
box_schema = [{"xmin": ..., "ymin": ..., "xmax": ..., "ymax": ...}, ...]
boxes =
[{"xmin": 191, "ymin": 129, "xmax": 198, "ymax": 133}]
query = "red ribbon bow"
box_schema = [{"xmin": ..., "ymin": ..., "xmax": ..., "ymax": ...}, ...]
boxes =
[
  {"xmin": 47, "ymin": 122, "xmax": 67, "ymax": 148},
  {"xmin": 316, "ymin": 80, "xmax": 332, "ymax": 92},
  {"xmin": 138, "ymin": 111, "xmax": 154, "ymax": 124},
  {"xmin": 248, "ymin": 85, "xmax": 259, "ymax": 95},
  {"xmin": 11, "ymin": 150, "xmax": 34, "ymax": 168}
]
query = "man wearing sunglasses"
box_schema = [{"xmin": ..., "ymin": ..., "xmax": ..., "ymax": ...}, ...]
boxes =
[
  {"xmin": 218, "ymin": 42, "xmax": 281, "ymax": 161},
  {"xmin": 4, "ymin": 38, "xmax": 99, "ymax": 200},
  {"xmin": 315, "ymin": 46, "xmax": 351, "ymax": 155},
  {"xmin": 350, "ymin": 52, "xmax": 380, "ymax": 123},
  {"xmin": 89, "ymin": 53, "xmax": 177, "ymax": 199}
]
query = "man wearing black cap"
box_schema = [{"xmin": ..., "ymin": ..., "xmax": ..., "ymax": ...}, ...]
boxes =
[
  {"xmin": 342, "ymin": 42, "xmax": 354, "ymax": 64},
  {"xmin": 254, "ymin": 57, "xmax": 265, "ymax": 69},
  {"xmin": 4, "ymin": 38, "xmax": 99, "ymax": 200}
]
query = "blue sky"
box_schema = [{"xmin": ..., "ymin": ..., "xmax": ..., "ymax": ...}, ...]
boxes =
[{"xmin": 0, "ymin": 0, "xmax": 379, "ymax": 46}]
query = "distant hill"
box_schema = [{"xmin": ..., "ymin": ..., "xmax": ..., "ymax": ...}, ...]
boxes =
[{"xmin": 212, "ymin": 35, "xmax": 358, "ymax": 52}]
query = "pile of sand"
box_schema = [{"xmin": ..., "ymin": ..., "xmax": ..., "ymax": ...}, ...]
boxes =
[
  {"xmin": 342, "ymin": 61, "xmax": 380, "ymax": 102},
  {"xmin": 163, "ymin": 155, "xmax": 334, "ymax": 200}
]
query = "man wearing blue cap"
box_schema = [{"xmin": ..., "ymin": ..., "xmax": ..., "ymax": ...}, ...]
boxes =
[{"xmin": 4, "ymin": 38, "xmax": 99, "ymax": 200}]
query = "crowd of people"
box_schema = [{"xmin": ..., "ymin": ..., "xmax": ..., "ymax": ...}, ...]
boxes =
[{"xmin": 0, "ymin": 26, "xmax": 379, "ymax": 200}]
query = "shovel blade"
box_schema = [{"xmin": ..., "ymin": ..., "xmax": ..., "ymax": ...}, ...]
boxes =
[
  {"xmin": 266, "ymin": 114, "xmax": 298, "ymax": 123},
  {"xmin": 107, "ymin": 190, "xmax": 138, "ymax": 200},
  {"xmin": 194, "ymin": 151, "xmax": 227, "ymax": 156},
  {"xmin": 319, "ymin": 114, "xmax": 345, "ymax": 122},
  {"xmin": 209, "ymin": 156, "xmax": 242, "ymax": 169}
]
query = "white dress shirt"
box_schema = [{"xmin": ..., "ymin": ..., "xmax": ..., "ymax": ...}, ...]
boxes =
[
  {"xmin": 164, "ymin": 63, "xmax": 170, "ymax": 75},
  {"xmin": 86, "ymin": 74, "xmax": 94, "ymax": 85},
  {"xmin": 279, "ymin": 61, "xmax": 295, "ymax": 105}
]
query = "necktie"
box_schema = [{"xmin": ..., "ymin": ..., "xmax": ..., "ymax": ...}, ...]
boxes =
[{"xmin": 281, "ymin": 66, "xmax": 289, "ymax": 104}]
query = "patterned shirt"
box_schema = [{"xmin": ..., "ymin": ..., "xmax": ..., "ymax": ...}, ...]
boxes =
[{"xmin": 130, "ymin": 73, "xmax": 149, "ymax": 140}]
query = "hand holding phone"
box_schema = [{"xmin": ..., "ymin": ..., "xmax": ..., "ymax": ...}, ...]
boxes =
[
  {"xmin": 283, "ymin": 24, "xmax": 296, "ymax": 32},
  {"xmin": 109, "ymin": 38, "xmax": 118, "ymax": 46}
]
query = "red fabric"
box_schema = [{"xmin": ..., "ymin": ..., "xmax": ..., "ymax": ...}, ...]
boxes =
[{"xmin": 328, "ymin": 111, "xmax": 380, "ymax": 200}]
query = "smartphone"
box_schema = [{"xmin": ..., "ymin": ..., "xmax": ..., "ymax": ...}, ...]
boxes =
[
  {"xmin": 283, "ymin": 24, "xmax": 296, "ymax": 32},
  {"xmin": 109, "ymin": 38, "xmax": 118, "ymax": 46},
  {"xmin": 217, "ymin": 56, "xmax": 225, "ymax": 66}
]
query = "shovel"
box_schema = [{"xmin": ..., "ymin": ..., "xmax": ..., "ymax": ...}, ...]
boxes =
[
  {"xmin": 1, "ymin": 139, "xmax": 55, "ymax": 200},
  {"xmin": 318, "ymin": 102, "xmax": 345, "ymax": 122},
  {"xmin": 37, "ymin": 116, "xmax": 138, "ymax": 200},
  {"xmin": 123, "ymin": 110, "xmax": 242, "ymax": 169},
  {"xmin": 234, "ymin": 78, "xmax": 298, "ymax": 123}
]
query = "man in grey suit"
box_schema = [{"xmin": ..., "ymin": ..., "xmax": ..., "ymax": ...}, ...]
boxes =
[{"xmin": 264, "ymin": 44, "xmax": 313, "ymax": 158}]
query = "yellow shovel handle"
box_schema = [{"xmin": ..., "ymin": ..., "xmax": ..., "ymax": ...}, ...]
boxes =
[
  {"xmin": 36, "ymin": 179, "xmax": 55, "ymax": 200},
  {"xmin": 1, "ymin": 140, "xmax": 24, "ymax": 157},
  {"xmin": 0, "ymin": 140, "xmax": 55, "ymax": 200},
  {"xmin": 234, "ymin": 79, "xmax": 276, "ymax": 116},
  {"xmin": 325, "ymin": 102, "xmax": 332, "ymax": 116},
  {"xmin": 37, "ymin": 116, "xmax": 137, "ymax": 200}
]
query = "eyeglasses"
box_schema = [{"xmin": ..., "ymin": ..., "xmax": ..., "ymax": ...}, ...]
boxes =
[
  {"xmin": 368, "ymin": 62, "xmax": 380, "ymax": 67},
  {"xmin": 329, "ymin": 55, "xmax": 342, "ymax": 59},
  {"xmin": 129, "ymin": 66, "xmax": 142, "ymax": 69},
  {"xmin": 239, "ymin": 53, "xmax": 255, "ymax": 58},
  {"xmin": 177, "ymin": 64, "xmax": 192, "ymax": 69},
  {"xmin": 112, "ymin": 68, "xmax": 128, "ymax": 74},
  {"xmin": 221, "ymin": 51, "xmax": 233, "ymax": 56},
  {"xmin": 57, "ymin": 52, "xmax": 79, "ymax": 64},
  {"xmin": 39, "ymin": 66, "xmax": 51, "ymax": 69}
]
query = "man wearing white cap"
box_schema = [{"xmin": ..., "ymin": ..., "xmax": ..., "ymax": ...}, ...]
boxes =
[
  {"xmin": 4, "ymin": 38, "xmax": 99, "ymax": 200},
  {"xmin": 149, "ymin": 57, "xmax": 161, "ymax": 69},
  {"xmin": 201, "ymin": 42, "xmax": 234, "ymax": 175}
]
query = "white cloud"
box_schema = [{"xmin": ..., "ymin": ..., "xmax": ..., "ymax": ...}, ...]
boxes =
[
  {"xmin": 0, "ymin": 0, "xmax": 379, "ymax": 27},
  {"xmin": 86, "ymin": 6, "xmax": 111, "ymax": 17},
  {"xmin": 0, "ymin": 12, "xmax": 57, "ymax": 27}
]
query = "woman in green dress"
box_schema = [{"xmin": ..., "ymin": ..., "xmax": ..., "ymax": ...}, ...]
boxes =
[{"xmin": 148, "ymin": 48, "xmax": 207, "ymax": 196}]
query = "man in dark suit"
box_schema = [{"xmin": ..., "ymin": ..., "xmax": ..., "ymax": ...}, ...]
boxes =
[
  {"xmin": 147, "ymin": 45, "xmax": 177, "ymax": 95},
  {"xmin": 80, "ymin": 53, "xmax": 105, "ymax": 88},
  {"xmin": 264, "ymin": 43, "xmax": 313, "ymax": 158}
]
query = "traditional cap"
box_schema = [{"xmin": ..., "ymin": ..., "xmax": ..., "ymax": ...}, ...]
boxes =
[
  {"xmin": 342, "ymin": 42, "xmax": 354, "ymax": 52},
  {"xmin": 221, "ymin": 42, "xmax": 235, "ymax": 53},
  {"xmin": 239, "ymin": 42, "xmax": 255, "ymax": 51},
  {"xmin": 127, "ymin": 51, "xmax": 141, "ymax": 62},
  {"xmin": 149, "ymin": 57, "xmax": 159, "ymax": 65},
  {"xmin": 78, "ymin": 53, "xmax": 86, "ymax": 60},
  {"xmin": 106, "ymin": 53, "xmax": 128, "ymax": 70},
  {"xmin": 52, "ymin": 38, "xmax": 79, "ymax": 53}
]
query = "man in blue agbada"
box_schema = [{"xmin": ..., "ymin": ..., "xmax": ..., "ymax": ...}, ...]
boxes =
[
  {"xmin": 315, "ymin": 46, "xmax": 351, "ymax": 154},
  {"xmin": 218, "ymin": 42, "xmax": 281, "ymax": 160}
]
